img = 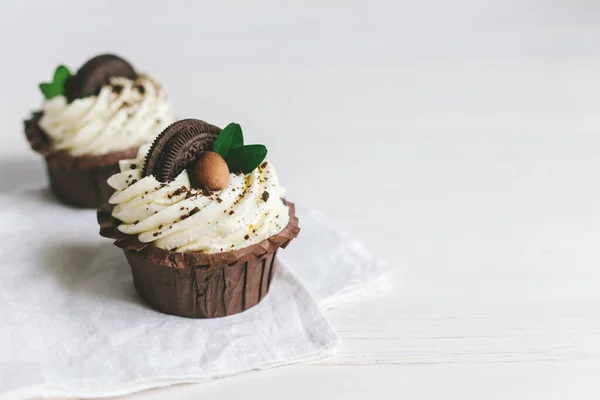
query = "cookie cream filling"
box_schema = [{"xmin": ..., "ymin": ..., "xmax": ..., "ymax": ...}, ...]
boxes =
[
  {"xmin": 107, "ymin": 145, "xmax": 290, "ymax": 254},
  {"xmin": 39, "ymin": 74, "xmax": 174, "ymax": 156}
]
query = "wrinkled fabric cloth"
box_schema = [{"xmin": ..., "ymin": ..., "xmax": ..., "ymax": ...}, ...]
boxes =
[{"xmin": 0, "ymin": 188, "xmax": 391, "ymax": 399}]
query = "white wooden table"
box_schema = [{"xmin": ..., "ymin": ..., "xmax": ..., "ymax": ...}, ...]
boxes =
[{"xmin": 2, "ymin": 0, "xmax": 600, "ymax": 398}]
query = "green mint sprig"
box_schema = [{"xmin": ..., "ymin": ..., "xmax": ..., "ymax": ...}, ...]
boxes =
[
  {"xmin": 212, "ymin": 123, "xmax": 267, "ymax": 174},
  {"xmin": 39, "ymin": 65, "xmax": 72, "ymax": 100}
]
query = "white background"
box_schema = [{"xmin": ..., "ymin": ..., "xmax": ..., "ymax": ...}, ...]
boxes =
[{"xmin": 2, "ymin": 0, "xmax": 600, "ymax": 398}]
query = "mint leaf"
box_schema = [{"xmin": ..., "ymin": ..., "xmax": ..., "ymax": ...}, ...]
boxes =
[
  {"xmin": 53, "ymin": 65, "xmax": 72, "ymax": 86},
  {"xmin": 39, "ymin": 64, "xmax": 72, "ymax": 99},
  {"xmin": 212, "ymin": 123, "xmax": 264, "ymax": 173},
  {"xmin": 226, "ymin": 144, "xmax": 267, "ymax": 174},
  {"xmin": 230, "ymin": 123, "xmax": 244, "ymax": 149},
  {"xmin": 39, "ymin": 82, "xmax": 63, "ymax": 99},
  {"xmin": 212, "ymin": 123, "xmax": 243, "ymax": 158}
]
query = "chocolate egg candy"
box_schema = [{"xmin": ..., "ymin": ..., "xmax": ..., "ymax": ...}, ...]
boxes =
[
  {"xmin": 192, "ymin": 152, "xmax": 230, "ymax": 190},
  {"xmin": 65, "ymin": 54, "xmax": 137, "ymax": 102},
  {"xmin": 142, "ymin": 119, "xmax": 222, "ymax": 182}
]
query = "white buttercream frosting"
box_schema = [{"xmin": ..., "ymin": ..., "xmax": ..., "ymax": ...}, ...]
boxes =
[
  {"xmin": 39, "ymin": 74, "xmax": 174, "ymax": 156},
  {"xmin": 107, "ymin": 145, "xmax": 290, "ymax": 254}
]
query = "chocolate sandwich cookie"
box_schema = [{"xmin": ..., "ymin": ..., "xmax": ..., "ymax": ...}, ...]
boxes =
[
  {"xmin": 65, "ymin": 54, "xmax": 137, "ymax": 102},
  {"xmin": 142, "ymin": 119, "xmax": 222, "ymax": 182}
]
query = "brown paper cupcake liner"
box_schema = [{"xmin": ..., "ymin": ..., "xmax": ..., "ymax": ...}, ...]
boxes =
[
  {"xmin": 98, "ymin": 200, "xmax": 300, "ymax": 318},
  {"xmin": 24, "ymin": 112, "xmax": 139, "ymax": 208}
]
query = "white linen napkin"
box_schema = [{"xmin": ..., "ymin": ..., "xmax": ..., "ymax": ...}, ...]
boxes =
[{"xmin": 0, "ymin": 187, "xmax": 391, "ymax": 399}]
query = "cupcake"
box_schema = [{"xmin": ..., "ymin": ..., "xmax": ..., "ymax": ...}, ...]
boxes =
[
  {"xmin": 24, "ymin": 54, "xmax": 175, "ymax": 208},
  {"xmin": 97, "ymin": 119, "xmax": 300, "ymax": 318}
]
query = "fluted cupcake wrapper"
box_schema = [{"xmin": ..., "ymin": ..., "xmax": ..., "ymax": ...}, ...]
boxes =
[
  {"xmin": 124, "ymin": 248, "xmax": 278, "ymax": 318},
  {"xmin": 98, "ymin": 200, "xmax": 301, "ymax": 318},
  {"xmin": 24, "ymin": 112, "xmax": 138, "ymax": 208}
]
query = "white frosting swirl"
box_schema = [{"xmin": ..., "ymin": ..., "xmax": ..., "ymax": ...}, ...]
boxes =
[
  {"xmin": 39, "ymin": 74, "xmax": 174, "ymax": 156},
  {"xmin": 107, "ymin": 145, "xmax": 290, "ymax": 254}
]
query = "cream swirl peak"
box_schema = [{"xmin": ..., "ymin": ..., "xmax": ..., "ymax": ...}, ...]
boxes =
[
  {"xmin": 39, "ymin": 74, "xmax": 174, "ymax": 156},
  {"xmin": 107, "ymin": 145, "xmax": 290, "ymax": 254}
]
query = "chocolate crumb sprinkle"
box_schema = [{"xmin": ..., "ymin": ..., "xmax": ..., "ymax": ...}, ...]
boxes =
[
  {"xmin": 168, "ymin": 186, "xmax": 187, "ymax": 199},
  {"xmin": 261, "ymin": 161, "xmax": 268, "ymax": 168},
  {"xmin": 216, "ymin": 197, "xmax": 223, "ymax": 203},
  {"xmin": 180, "ymin": 207, "xmax": 200, "ymax": 221},
  {"xmin": 229, "ymin": 210, "xmax": 235, "ymax": 215},
  {"xmin": 158, "ymin": 224, "xmax": 163, "ymax": 229},
  {"xmin": 129, "ymin": 164, "xmax": 136, "ymax": 170},
  {"xmin": 262, "ymin": 191, "xmax": 270, "ymax": 202},
  {"xmin": 244, "ymin": 235, "xmax": 250, "ymax": 240},
  {"xmin": 133, "ymin": 220, "xmax": 139, "ymax": 225}
]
